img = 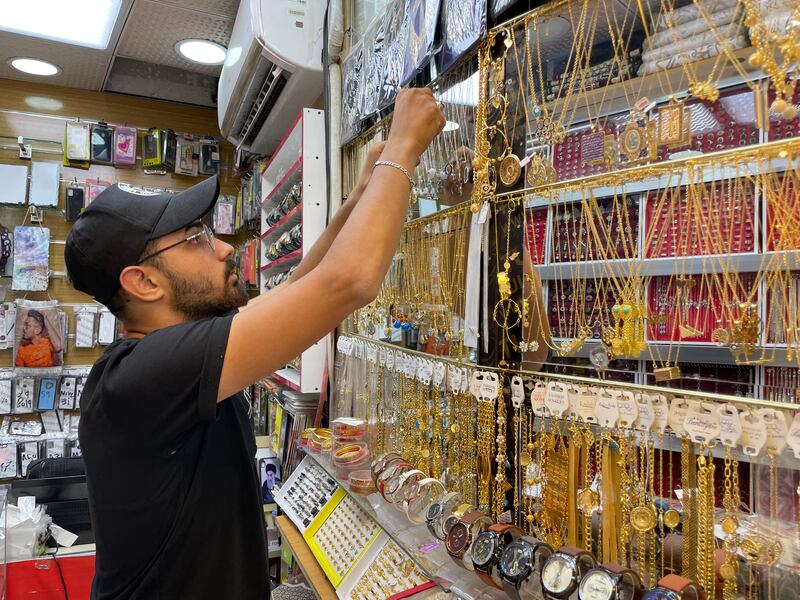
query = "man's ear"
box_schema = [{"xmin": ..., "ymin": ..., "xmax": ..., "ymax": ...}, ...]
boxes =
[{"xmin": 119, "ymin": 265, "xmax": 167, "ymax": 303}]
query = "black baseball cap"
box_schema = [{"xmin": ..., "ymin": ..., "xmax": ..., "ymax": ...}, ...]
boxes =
[{"xmin": 65, "ymin": 175, "xmax": 220, "ymax": 305}]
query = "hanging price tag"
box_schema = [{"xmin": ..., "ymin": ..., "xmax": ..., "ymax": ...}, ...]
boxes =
[
  {"xmin": 567, "ymin": 386, "xmax": 579, "ymax": 420},
  {"xmin": 448, "ymin": 365, "xmax": 461, "ymax": 393},
  {"xmin": 595, "ymin": 389, "xmax": 619, "ymax": 428},
  {"xmin": 433, "ymin": 361, "xmax": 445, "ymax": 387},
  {"xmin": 668, "ymin": 398, "xmax": 691, "ymax": 437},
  {"xmin": 544, "ymin": 381, "xmax": 569, "ymax": 417},
  {"xmin": 576, "ymin": 386, "xmax": 598, "ymax": 423},
  {"xmin": 530, "ymin": 381, "xmax": 547, "ymax": 415},
  {"xmin": 758, "ymin": 408, "xmax": 788, "ymax": 454},
  {"xmin": 785, "ymin": 412, "xmax": 800, "ymax": 459},
  {"xmin": 718, "ymin": 404, "xmax": 742, "ymax": 448},
  {"xmin": 635, "ymin": 394, "xmax": 654, "ymax": 432},
  {"xmin": 378, "ymin": 347, "xmax": 386, "ymax": 367},
  {"xmin": 480, "ymin": 372, "xmax": 499, "ymax": 400},
  {"xmin": 616, "ymin": 391, "xmax": 639, "ymax": 429},
  {"xmin": 510, "ymin": 376, "xmax": 525, "ymax": 409},
  {"xmin": 461, "ymin": 368, "xmax": 469, "ymax": 395},
  {"xmin": 366, "ymin": 344, "xmax": 378, "ymax": 364},
  {"xmin": 651, "ymin": 394, "xmax": 669, "ymax": 434},
  {"xmin": 739, "ymin": 410, "xmax": 767, "ymax": 457},
  {"xmin": 386, "ymin": 349, "xmax": 395, "ymax": 371},
  {"xmin": 683, "ymin": 402, "xmax": 720, "ymax": 444},
  {"xmin": 470, "ymin": 372, "xmax": 484, "ymax": 399}
]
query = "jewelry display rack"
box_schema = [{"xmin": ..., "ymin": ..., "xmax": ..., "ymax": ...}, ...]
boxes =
[{"xmin": 260, "ymin": 109, "xmax": 328, "ymax": 393}]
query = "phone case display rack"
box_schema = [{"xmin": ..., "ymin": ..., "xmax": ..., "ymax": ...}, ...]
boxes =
[
  {"xmin": 260, "ymin": 109, "xmax": 329, "ymax": 394},
  {"xmin": 334, "ymin": 0, "xmax": 800, "ymax": 598}
]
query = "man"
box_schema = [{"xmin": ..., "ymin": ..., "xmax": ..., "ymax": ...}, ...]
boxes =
[
  {"xmin": 261, "ymin": 462, "xmax": 277, "ymax": 504},
  {"xmin": 64, "ymin": 88, "xmax": 444, "ymax": 600}
]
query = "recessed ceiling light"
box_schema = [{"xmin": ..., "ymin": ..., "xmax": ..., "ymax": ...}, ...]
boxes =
[
  {"xmin": 9, "ymin": 58, "xmax": 61, "ymax": 76},
  {"xmin": 0, "ymin": 0, "xmax": 123, "ymax": 50},
  {"xmin": 175, "ymin": 39, "xmax": 227, "ymax": 65}
]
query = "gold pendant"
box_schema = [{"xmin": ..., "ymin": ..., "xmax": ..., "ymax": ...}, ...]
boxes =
[
  {"xmin": 719, "ymin": 558, "xmax": 738, "ymax": 581},
  {"xmin": 450, "ymin": 423, "xmax": 460, "ymax": 434},
  {"xmin": 631, "ymin": 504, "xmax": 658, "ymax": 533},
  {"xmin": 679, "ymin": 324, "xmax": 703, "ymax": 339},
  {"xmin": 499, "ymin": 153, "xmax": 522, "ymax": 186},
  {"xmin": 577, "ymin": 488, "xmax": 600, "ymax": 512},
  {"xmin": 657, "ymin": 98, "xmax": 692, "ymax": 149},
  {"xmin": 663, "ymin": 509, "xmax": 681, "ymax": 529},
  {"xmin": 711, "ymin": 328, "xmax": 730, "ymax": 346},
  {"xmin": 721, "ymin": 516, "xmax": 738, "ymax": 535},
  {"xmin": 653, "ymin": 365, "xmax": 681, "ymax": 382},
  {"xmin": 520, "ymin": 451, "xmax": 532, "ymax": 466}
]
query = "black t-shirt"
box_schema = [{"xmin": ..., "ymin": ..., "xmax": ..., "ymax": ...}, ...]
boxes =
[{"xmin": 79, "ymin": 314, "xmax": 269, "ymax": 600}]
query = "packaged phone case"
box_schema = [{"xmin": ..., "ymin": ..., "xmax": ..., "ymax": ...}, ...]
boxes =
[
  {"xmin": 85, "ymin": 179, "xmax": 111, "ymax": 207},
  {"xmin": 113, "ymin": 126, "xmax": 137, "ymax": 167},
  {"xmin": 175, "ymin": 134, "xmax": 198, "ymax": 176},
  {"xmin": 143, "ymin": 128, "xmax": 163, "ymax": 168},
  {"xmin": 65, "ymin": 185, "xmax": 84, "ymax": 222},
  {"xmin": 162, "ymin": 129, "xmax": 177, "ymax": 171},
  {"xmin": 90, "ymin": 123, "xmax": 114, "ymax": 164},
  {"xmin": 198, "ymin": 138, "xmax": 220, "ymax": 175},
  {"xmin": 65, "ymin": 122, "xmax": 91, "ymax": 161}
]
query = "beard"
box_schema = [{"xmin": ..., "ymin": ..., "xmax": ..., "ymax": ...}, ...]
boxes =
[{"xmin": 161, "ymin": 259, "xmax": 249, "ymax": 321}]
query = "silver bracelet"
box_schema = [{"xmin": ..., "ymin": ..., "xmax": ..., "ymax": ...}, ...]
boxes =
[{"xmin": 373, "ymin": 160, "xmax": 414, "ymax": 186}]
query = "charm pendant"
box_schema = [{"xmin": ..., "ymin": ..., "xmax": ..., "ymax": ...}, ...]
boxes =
[{"xmin": 499, "ymin": 153, "xmax": 522, "ymax": 186}]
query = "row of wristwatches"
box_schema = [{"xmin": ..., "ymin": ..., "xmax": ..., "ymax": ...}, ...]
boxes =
[{"xmin": 370, "ymin": 452, "xmax": 705, "ymax": 600}]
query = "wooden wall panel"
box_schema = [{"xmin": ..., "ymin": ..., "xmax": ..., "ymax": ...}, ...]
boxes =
[{"xmin": 0, "ymin": 78, "xmax": 240, "ymax": 367}]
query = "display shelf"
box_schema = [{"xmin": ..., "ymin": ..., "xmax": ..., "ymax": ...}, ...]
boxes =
[
  {"xmin": 545, "ymin": 46, "xmax": 758, "ymax": 125},
  {"xmin": 261, "ymin": 159, "xmax": 302, "ymax": 210},
  {"xmin": 260, "ymin": 108, "xmax": 328, "ymax": 394},
  {"xmin": 274, "ymin": 367, "xmax": 301, "ymax": 392},
  {"xmin": 301, "ymin": 450, "xmax": 505, "ymax": 600},
  {"xmin": 522, "ymin": 151, "xmax": 797, "ymax": 209},
  {"xmin": 276, "ymin": 515, "xmax": 338, "ymax": 600},
  {"xmin": 262, "ymin": 204, "xmax": 303, "ymax": 243},
  {"xmin": 534, "ymin": 251, "xmax": 800, "ymax": 280},
  {"xmin": 260, "ymin": 248, "xmax": 303, "ymax": 274}
]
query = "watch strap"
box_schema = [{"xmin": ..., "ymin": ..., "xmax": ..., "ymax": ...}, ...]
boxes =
[
  {"xmin": 602, "ymin": 563, "xmax": 643, "ymax": 599},
  {"xmin": 658, "ymin": 574, "xmax": 706, "ymax": 600}
]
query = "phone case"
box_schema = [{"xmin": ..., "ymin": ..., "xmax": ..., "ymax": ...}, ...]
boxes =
[
  {"xmin": 90, "ymin": 123, "xmax": 114, "ymax": 164},
  {"xmin": 66, "ymin": 186, "xmax": 85, "ymax": 221},
  {"xmin": 162, "ymin": 129, "xmax": 177, "ymax": 171},
  {"xmin": 37, "ymin": 378, "xmax": 58, "ymax": 411},
  {"xmin": 14, "ymin": 377, "xmax": 35, "ymax": 414},
  {"xmin": 58, "ymin": 377, "xmax": 76, "ymax": 410},
  {"xmin": 65, "ymin": 122, "xmax": 91, "ymax": 161},
  {"xmin": 113, "ymin": 126, "xmax": 137, "ymax": 167},
  {"xmin": 198, "ymin": 139, "xmax": 220, "ymax": 175},
  {"xmin": 143, "ymin": 128, "xmax": 163, "ymax": 168},
  {"xmin": 175, "ymin": 135, "xmax": 198, "ymax": 176}
]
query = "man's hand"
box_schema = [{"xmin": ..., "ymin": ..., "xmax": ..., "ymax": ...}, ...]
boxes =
[{"xmin": 382, "ymin": 88, "xmax": 445, "ymax": 167}]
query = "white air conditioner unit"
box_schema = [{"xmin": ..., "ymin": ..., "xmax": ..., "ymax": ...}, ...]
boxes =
[{"xmin": 217, "ymin": 0, "xmax": 325, "ymax": 155}]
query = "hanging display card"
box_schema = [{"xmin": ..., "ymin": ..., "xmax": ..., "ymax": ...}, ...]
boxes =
[
  {"xmin": 12, "ymin": 227, "xmax": 49, "ymax": 292},
  {"xmin": 29, "ymin": 162, "xmax": 60, "ymax": 207},
  {"xmin": 0, "ymin": 165, "xmax": 28, "ymax": 206}
]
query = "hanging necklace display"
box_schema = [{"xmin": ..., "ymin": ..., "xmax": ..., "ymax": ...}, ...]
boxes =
[
  {"xmin": 377, "ymin": 0, "xmax": 410, "ymax": 110},
  {"xmin": 341, "ymin": 41, "xmax": 366, "ymax": 145}
]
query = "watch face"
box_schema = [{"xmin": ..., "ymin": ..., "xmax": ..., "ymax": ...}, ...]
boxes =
[
  {"xmin": 443, "ymin": 514, "xmax": 460, "ymax": 536},
  {"xmin": 499, "ymin": 540, "xmax": 533, "ymax": 580},
  {"xmin": 446, "ymin": 522, "xmax": 469, "ymax": 554},
  {"xmin": 642, "ymin": 589, "xmax": 680, "ymax": 600},
  {"xmin": 426, "ymin": 501, "xmax": 443, "ymax": 523},
  {"xmin": 471, "ymin": 532, "xmax": 497, "ymax": 567},
  {"xmin": 578, "ymin": 570, "xmax": 614, "ymax": 600},
  {"xmin": 542, "ymin": 554, "xmax": 574, "ymax": 594}
]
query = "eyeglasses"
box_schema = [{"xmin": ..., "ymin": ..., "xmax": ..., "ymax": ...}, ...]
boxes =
[{"xmin": 137, "ymin": 222, "xmax": 215, "ymax": 264}]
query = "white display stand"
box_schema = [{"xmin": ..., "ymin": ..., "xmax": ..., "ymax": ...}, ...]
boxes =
[{"xmin": 260, "ymin": 109, "xmax": 328, "ymax": 393}]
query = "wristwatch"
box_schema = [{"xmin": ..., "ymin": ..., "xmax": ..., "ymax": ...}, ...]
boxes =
[
  {"xmin": 578, "ymin": 563, "xmax": 643, "ymax": 600},
  {"xmin": 441, "ymin": 502, "xmax": 475, "ymax": 539},
  {"xmin": 377, "ymin": 462, "xmax": 412, "ymax": 499},
  {"xmin": 426, "ymin": 491, "xmax": 462, "ymax": 540},
  {"xmin": 370, "ymin": 451, "xmax": 403, "ymax": 483},
  {"xmin": 471, "ymin": 523, "xmax": 524, "ymax": 589},
  {"xmin": 498, "ymin": 535, "xmax": 553, "ymax": 599},
  {"xmin": 404, "ymin": 477, "xmax": 445, "ymax": 523},
  {"xmin": 541, "ymin": 545, "xmax": 597, "ymax": 599},
  {"xmin": 641, "ymin": 574, "xmax": 706, "ymax": 600},
  {"xmin": 385, "ymin": 468, "xmax": 424, "ymax": 506},
  {"xmin": 445, "ymin": 509, "xmax": 492, "ymax": 570}
]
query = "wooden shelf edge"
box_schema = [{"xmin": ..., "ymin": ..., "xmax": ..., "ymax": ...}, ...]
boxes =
[{"xmin": 275, "ymin": 515, "xmax": 338, "ymax": 600}]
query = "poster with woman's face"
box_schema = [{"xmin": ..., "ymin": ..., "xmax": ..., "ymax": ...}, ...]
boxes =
[
  {"xmin": 14, "ymin": 303, "xmax": 64, "ymax": 369},
  {"xmin": 258, "ymin": 457, "xmax": 281, "ymax": 505}
]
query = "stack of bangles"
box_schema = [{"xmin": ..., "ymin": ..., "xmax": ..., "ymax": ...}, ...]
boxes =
[
  {"xmin": 307, "ymin": 428, "xmax": 332, "ymax": 454},
  {"xmin": 332, "ymin": 442, "xmax": 370, "ymax": 480}
]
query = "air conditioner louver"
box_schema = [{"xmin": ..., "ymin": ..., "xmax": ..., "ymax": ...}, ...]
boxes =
[{"xmin": 238, "ymin": 66, "xmax": 289, "ymax": 147}]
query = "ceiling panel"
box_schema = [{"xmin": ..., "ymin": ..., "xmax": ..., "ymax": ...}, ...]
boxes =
[
  {"xmin": 150, "ymin": 0, "xmax": 240, "ymax": 16},
  {"xmin": 115, "ymin": 0, "xmax": 235, "ymax": 76},
  {"xmin": 0, "ymin": 31, "xmax": 111, "ymax": 90}
]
